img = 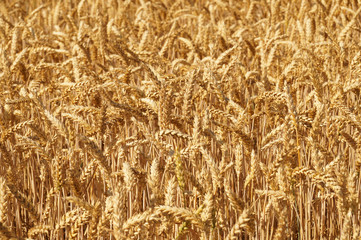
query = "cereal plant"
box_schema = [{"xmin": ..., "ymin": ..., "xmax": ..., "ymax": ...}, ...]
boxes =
[{"xmin": 0, "ymin": 0, "xmax": 361, "ymax": 239}]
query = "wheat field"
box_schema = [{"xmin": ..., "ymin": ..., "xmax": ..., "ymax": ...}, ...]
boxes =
[{"xmin": 0, "ymin": 0, "xmax": 361, "ymax": 239}]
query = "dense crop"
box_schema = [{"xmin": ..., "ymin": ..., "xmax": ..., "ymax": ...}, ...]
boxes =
[{"xmin": 0, "ymin": 0, "xmax": 361, "ymax": 239}]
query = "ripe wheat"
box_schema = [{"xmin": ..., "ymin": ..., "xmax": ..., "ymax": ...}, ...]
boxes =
[{"xmin": 0, "ymin": 0, "xmax": 361, "ymax": 239}]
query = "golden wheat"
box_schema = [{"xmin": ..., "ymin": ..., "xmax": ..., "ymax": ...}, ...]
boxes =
[{"xmin": 1, "ymin": 0, "xmax": 361, "ymax": 239}]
